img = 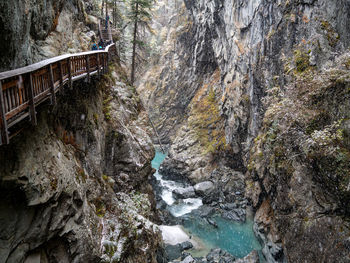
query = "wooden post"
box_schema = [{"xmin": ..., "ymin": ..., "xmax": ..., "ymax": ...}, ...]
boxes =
[
  {"xmin": 28, "ymin": 74, "xmax": 37, "ymax": 126},
  {"xmin": 67, "ymin": 57, "xmax": 73, "ymax": 89},
  {"xmin": 58, "ymin": 61, "xmax": 64, "ymax": 93},
  {"xmin": 48, "ymin": 64, "xmax": 56, "ymax": 105},
  {"xmin": 107, "ymin": 52, "xmax": 110, "ymax": 73},
  {"xmin": 105, "ymin": 53, "xmax": 108, "ymax": 73},
  {"xmin": 101, "ymin": 54, "xmax": 105, "ymax": 75},
  {"xmin": 0, "ymin": 81, "xmax": 9, "ymax": 145},
  {"xmin": 86, "ymin": 55, "xmax": 90, "ymax": 83},
  {"xmin": 97, "ymin": 53, "xmax": 101, "ymax": 79},
  {"xmin": 18, "ymin": 75, "xmax": 24, "ymax": 105}
]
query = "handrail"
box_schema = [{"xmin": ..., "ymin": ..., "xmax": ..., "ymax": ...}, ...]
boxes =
[
  {"xmin": 0, "ymin": 49, "xmax": 109, "ymax": 81},
  {"xmin": 0, "ymin": 43, "xmax": 117, "ymax": 146}
]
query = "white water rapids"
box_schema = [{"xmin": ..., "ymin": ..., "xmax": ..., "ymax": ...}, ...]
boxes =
[{"xmin": 153, "ymin": 168, "xmax": 203, "ymax": 217}]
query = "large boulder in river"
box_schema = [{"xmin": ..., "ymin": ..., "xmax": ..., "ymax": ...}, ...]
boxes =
[
  {"xmin": 173, "ymin": 186, "xmax": 196, "ymax": 199},
  {"xmin": 165, "ymin": 244, "xmax": 183, "ymax": 261},
  {"xmin": 194, "ymin": 181, "xmax": 215, "ymax": 196},
  {"xmin": 164, "ymin": 241, "xmax": 194, "ymax": 262},
  {"xmin": 206, "ymin": 248, "xmax": 236, "ymax": 262},
  {"xmin": 180, "ymin": 241, "xmax": 193, "ymax": 250}
]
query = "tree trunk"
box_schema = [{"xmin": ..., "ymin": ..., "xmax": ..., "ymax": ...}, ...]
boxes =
[
  {"xmin": 131, "ymin": 2, "xmax": 139, "ymax": 84},
  {"xmin": 113, "ymin": 0, "xmax": 116, "ymax": 28},
  {"xmin": 101, "ymin": 0, "xmax": 105, "ymax": 17},
  {"xmin": 105, "ymin": 0, "xmax": 108, "ymax": 18}
]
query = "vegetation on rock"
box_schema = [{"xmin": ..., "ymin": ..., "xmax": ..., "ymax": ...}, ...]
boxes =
[{"xmin": 189, "ymin": 71, "xmax": 227, "ymax": 155}]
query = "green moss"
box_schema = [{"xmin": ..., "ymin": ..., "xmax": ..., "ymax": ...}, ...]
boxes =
[
  {"xmin": 103, "ymin": 105, "xmax": 112, "ymax": 120},
  {"xmin": 75, "ymin": 167, "xmax": 87, "ymax": 184},
  {"xmin": 189, "ymin": 88, "xmax": 227, "ymax": 155},
  {"xmin": 320, "ymin": 20, "xmax": 340, "ymax": 47},
  {"xmin": 93, "ymin": 198, "xmax": 106, "ymax": 218},
  {"xmin": 242, "ymin": 94, "xmax": 250, "ymax": 103},
  {"xmin": 130, "ymin": 191, "xmax": 151, "ymax": 215},
  {"xmin": 294, "ymin": 49, "xmax": 311, "ymax": 73},
  {"xmin": 345, "ymin": 58, "xmax": 350, "ymax": 69},
  {"xmin": 267, "ymin": 29, "xmax": 276, "ymax": 40},
  {"xmin": 114, "ymin": 131, "xmax": 120, "ymax": 139},
  {"xmin": 306, "ymin": 112, "xmax": 331, "ymax": 134},
  {"xmin": 50, "ymin": 177, "xmax": 58, "ymax": 190},
  {"xmin": 93, "ymin": 113, "xmax": 99, "ymax": 126},
  {"xmin": 247, "ymin": 164, "xmax": 254, "ymax": 172},
  {"xmin": 104, "ymin": 242, "xmax": 117, "ymax": 259}
]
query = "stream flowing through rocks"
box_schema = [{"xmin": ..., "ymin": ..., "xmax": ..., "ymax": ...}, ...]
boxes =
[{"xmin": 151, "ymin": 151, "xmax": 263, "ymax": 262}]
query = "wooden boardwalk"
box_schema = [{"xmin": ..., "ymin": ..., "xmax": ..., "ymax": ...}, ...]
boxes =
[
  {"xmin": 0, "ymin": 43, "xmax": 117, "ymax": 146},
  {"xmin": 99, "ymin": 18, "xmax": 113, "ymax": 43}
]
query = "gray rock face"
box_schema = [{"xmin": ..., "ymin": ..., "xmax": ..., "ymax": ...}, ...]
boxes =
[
  {"xmin": 0, "ymin": 0, "xmax": 97, "ymax": 71},
  {"xmin": 0, "ymin": 71, "xmax": 160, "ymax": 262}
]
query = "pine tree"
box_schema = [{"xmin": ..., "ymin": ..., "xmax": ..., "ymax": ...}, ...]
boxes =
[
  {"xmin": 127, "ymin": 0, "xmax": 153, "ymax": 84},
  {"xmin": 101, "ymin": 0, "xmax": 105, "ymax": 17}
]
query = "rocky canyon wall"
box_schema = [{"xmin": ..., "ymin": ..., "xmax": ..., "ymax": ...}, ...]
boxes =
[
  {"xmin": 0, "ymin": 63, "xmax": 161, "ymax": 262},
  {"xmin": 139, "ymin": 0, "xmax": 350, "ymax": 262},
  {"xmin": 0, "ymin": 0, "xmax": 98, "ymax": 71}
]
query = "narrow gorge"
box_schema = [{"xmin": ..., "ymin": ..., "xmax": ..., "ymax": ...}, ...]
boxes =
[{"xmin": 1, "ymin": 0, "xmax": 350, "ymax": 263}]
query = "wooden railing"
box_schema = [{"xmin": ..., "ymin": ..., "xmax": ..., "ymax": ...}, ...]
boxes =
[{"xmin": 0, "ymin": 43, "xmax": 117, "ymax": 146}]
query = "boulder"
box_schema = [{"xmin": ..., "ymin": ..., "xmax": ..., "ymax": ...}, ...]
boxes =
[
  {"xmin": 165, "ymin": 244, "xmax": 183, "ymax": 261},
  {"xmin": 206, "ymin": 248, "xmax": 236, "ymax": 262},
  {"xmin": 173, "ymin": 186, "xmax": 196, "ymax": 199},
  {"xmin": 180, "ymin": 255, "xmax": 196, "ymax": 263},
  {"xmin": 180, "ymin": 241, "xmax": 194, "ymax": 250},
  {"xmin": 191, "ymin": 205, "xmax": 215, "ymax": 218},
  {"xmin": 194, "ymin": 181, "xmax": 215, "ymax": 196}
]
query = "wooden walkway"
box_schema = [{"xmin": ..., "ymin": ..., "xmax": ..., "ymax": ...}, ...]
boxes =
[
  {"xmin": 99, "ymin": 18, "xmax": 113, "ymax": 43},
  {"xmin": 0, "ymin": 43, "xmax": 117, "ymax": 146}
]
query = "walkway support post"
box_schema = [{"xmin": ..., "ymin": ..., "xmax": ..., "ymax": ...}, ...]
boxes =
[
  {"xmin": 58, "ymin": 62, "xmax": 64, "ymax": 94},
  {"xmin": 107, "ymin": 52, "xmax": 110, "ymax": 73},
  {"xmin": 97, "ymin": 54, "xmax": 101, "ymax": 79},
  {"xmin": 0, "ymin": 81, "xmax": 9, "ymax": 145},
  {"xmin": 68, "ymin": 57, "xmax": 73, "ymax": 89},
  {"xmin": 86, "ymin": 55, "xmax": 90, "ymax": 83},
  {"xmin": 101, "ymin": 54, "xmax": 105, "ymax": 75},
  {"xmin": 48, "ymin": 64, "xmax": 56, "ymax": 105},
  {"xmin": 28, "ymin": 74, "xmax": 37, "ymax": 126}
]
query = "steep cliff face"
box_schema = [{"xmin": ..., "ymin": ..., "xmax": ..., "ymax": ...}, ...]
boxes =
[
  {"xmin": 0, "ymin": 0, "xmax": 97, "ymax": 71},
  {"xmin": 139, "ymin": 0, "xmax": 350, "ymax": 262},
  {"xmin": 137, "ymin": 2, "xmax": 218, "ymax": 144},
  {"xmin": 0, "ymin": 65, "xmax": 161, "ymax": 263}
]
